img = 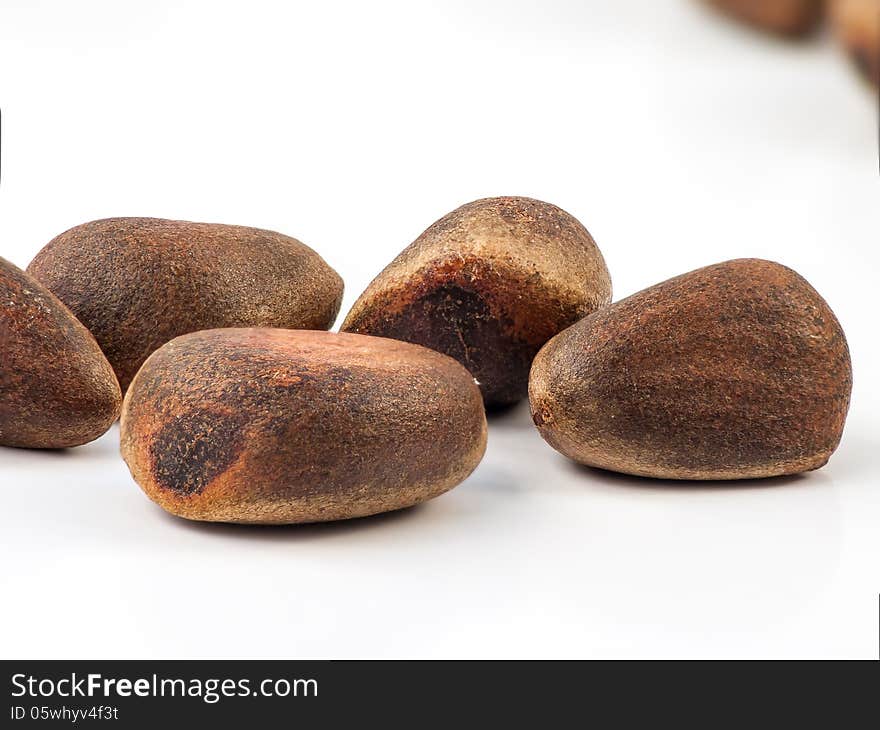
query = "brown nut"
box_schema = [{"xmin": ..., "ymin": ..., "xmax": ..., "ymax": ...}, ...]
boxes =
[
  {"xmin": 341, "ymin": 196, "xmax": 612, "ymax": 408},
  {"xmin": 702, "ymin": 0, "xmax": 824, "ymax": 36},
  {"xmin": 529, "ymin": 259, "xmax": 852, "ymax": 480},
  {"xmin": 1, "ymin": 256, "xmax": 121, "ymax": 448},
  {"xmin": 27, "ymin": 218, "xmax": 344, "ymax": 393},
  {"xmin": 829, "ymin": 0, "xmax": 880, "ymax": 88},
  {"xmin": 120, "ymin": 328, "xmax": 487, "ymax": 524}
]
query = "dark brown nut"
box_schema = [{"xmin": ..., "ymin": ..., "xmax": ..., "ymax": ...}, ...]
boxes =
[
  {"xmin": 341, "ymin": 197, "xmax": 612, "ymax": 408},
  {"xmin": 830, "ymin": 0, "xmax": 880, "ymax": 88},
  {"xmin": 120, "ymin": 328, "xmax": 487, "ymax": 524},
  {"xmin": 27, "ymin": 218, "xmax": 344, "ymax": 393},
  {"xmin": 702, "ymin": 0, "xmax": 824, "ymax": 36},
  {"xmin": 1, "ymin": 256, "xmax": 121, "ymax": 448},
  {"xmin": 529, "ymin": 259, "xmax": 852, "ymax": 480}
]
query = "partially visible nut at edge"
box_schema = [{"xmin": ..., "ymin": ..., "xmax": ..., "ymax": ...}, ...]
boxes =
[
  {"xmin": 830, "ymin": 0, "xmax": 880, "ymax": 88},
  {"xmin": 0, "ymin": 256, "xmax": 121, "ymax": 448},
  {"xmin": 703, "ymin": 0, "xmax": 825, "ymax": 36}
]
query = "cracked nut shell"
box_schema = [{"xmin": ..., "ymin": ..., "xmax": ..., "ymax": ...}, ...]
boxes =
[
  {"xmin": 120, "ymin": 328, "xmax": 488, "ymax": 524},
  {"xmin": 702, "ymin": 0, "xmax": 824, "ymax": 36},
  {"xmin": 1, "ymin": 256, "xmax": 121, "ymax": 448},
  {"xmin": 529, "ymin": 259, "xmax": 852, "ymax": 480},
  {"xmin": 27, "ymin": 218, "xmax": 344, "ymax": 392},
  {"xmin": 341, "ymin": 196, "xmax": 612, "ymax": 408}
]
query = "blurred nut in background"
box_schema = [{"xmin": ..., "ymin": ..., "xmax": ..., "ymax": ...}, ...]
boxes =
[
  {"xmin": 830, "ymin": 0, "xmax": 880, "ymax": 88},
  {"xmin": 703, "ymin": 0, "xmax": 824, "ymax": 36}
]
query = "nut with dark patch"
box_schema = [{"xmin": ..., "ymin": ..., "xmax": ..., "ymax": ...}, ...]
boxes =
[
  {"xmin": 0, "ymin": 256, "xmax": 121, "ymax": 448},
  {"xmin": 830, "ymin": 0, "xmax": 880, "ymax": 88},
  {"xmin": 341, "ymin": 197, "xmax": 612, "ymax": 408},
  {"xmin": 27, "ymin": 218, "xmax": 344, "ymax": 393},
  {"xmin": 529, "ymin": 259, "xmax": 852, "ymax": 480},
  {"xmin": 702, "ymin": 0, "xmax": 824, "ymax": 36},
  {"xmin": 120, "ymin": 328, "xmax": 488, "ymax": 524}
]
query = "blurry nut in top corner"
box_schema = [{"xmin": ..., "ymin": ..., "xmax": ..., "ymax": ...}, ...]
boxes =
[
  {"xmin": 120, "ymin": 328, "xmax": 488, "ymax": 525},
  {"xmin": 529, "ymin": 259, "xmax": 852, "ymax": 481},
  {"xmin": 341, "ymin": 196, "xmax": 612, "ymax": 409},
  {"xmin": 702, "ymin": 0, "xmax": 825, "ymax": 36},
  {"xmin": 830, "ymin": 0, "xmax": 880, "ymax": 88},
  {"xmin": 27, "ymin": 217, "xmax": 344, "ymax": 393},
  {"xmin": 0, "ymin": 256, "xmax": 121, "ymax": 448}
]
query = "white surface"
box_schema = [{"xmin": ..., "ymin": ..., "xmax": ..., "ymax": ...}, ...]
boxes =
[{"xmin": 1, "ymin": 0, "xmax": 878, "ymax": 659}]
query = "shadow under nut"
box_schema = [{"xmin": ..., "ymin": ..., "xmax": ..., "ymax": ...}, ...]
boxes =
[
  {"xmin": 27, "ymin": 217, "xmax": 344, "ymax": 392},
  {"xmin": 0, "ymin": 256, "xmax": 121, "ymax": 448},
  {"xmin": 529, "ymin": 258, "xmax": 852, "ymax": 480},
  {"xmin": 120, "ymin": 328, "xmax": 488, "ymax": 524},
  {"xmin": 342, "ymin": 196, "xmax": 612, "ymax": 408}
]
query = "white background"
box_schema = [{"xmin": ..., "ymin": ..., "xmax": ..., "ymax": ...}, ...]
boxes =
[{"xmin": 1, "ymin": 0, "xmax": 878, "ymax": 659}]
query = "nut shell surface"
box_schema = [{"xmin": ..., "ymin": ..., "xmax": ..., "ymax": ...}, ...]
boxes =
[
  {"xmin": 121, "ymin": 328, "xmax": 488, "ymax": 524},
  {"xmin": 342, "ymin": 197, "xmax": 611, "ymax": 407},
  {"xmin": 529, "ymin": 259, "xmax": 852, "ymax": 480},
  {"xmin": 0, "ymin": 256, "xmax": 121, "ymax": 448},
  {"xmin": 28, "ymin": 218, "xmax": 344, "ymax": 392}
]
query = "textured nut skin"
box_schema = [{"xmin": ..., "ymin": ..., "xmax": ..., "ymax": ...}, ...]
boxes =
[
  {"xmin": 121, "ymin": 328, "xmax": 487, "ymax": 524},
  {"xmin": 830, "ymin": 0, "xmax": 880, "ymax": 88},
  {"xmin": 341, "ymin": 197, "xmax": 611, "ymax": 407},
  {"xmin": 703, "ymin": 0, "xmax": 824, "ymax": 36},
  {"xmin": 529, "ymin": 259, "xmax": 852, "ymax": 480},
  {"xmin": 27, "ymin": 218, "xmax": 344, "ymax": 392},
  {"xmin": 1, "ymin": 257, "xmax": 121, "ymax": 448}
]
